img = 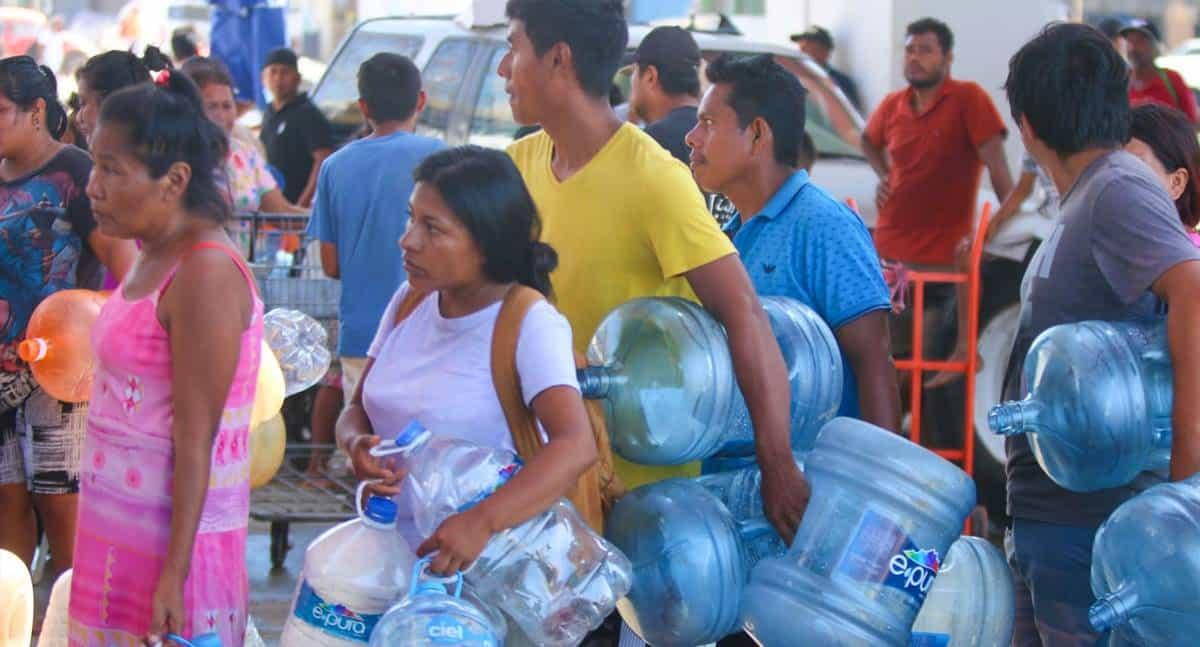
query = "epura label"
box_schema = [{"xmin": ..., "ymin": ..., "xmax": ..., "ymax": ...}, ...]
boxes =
[{"xmin": 293, "ymin": 579, "xmax": 383, "ymax": 642}]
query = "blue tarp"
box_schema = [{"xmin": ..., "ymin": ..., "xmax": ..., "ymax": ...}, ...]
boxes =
[{"xmin": 208, "ymin": 0, "xmax": 286, "ymax": 107}]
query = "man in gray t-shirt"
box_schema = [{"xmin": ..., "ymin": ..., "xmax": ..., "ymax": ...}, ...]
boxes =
[{"xmin": 1003, "ymin": 24, "xmax": 1200, "ymax": 645}]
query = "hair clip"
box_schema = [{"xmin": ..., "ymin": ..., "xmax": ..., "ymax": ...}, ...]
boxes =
[{"xmin": 153, "ymin": 69, "xmax": 171, "ymax": 87}]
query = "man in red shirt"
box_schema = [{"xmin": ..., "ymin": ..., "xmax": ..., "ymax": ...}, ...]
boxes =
[
  {"xmin": 1122, "ymin": 19, "xmax": 1199, "ymax": 124},
  {"xmin": 862, "ymin": 17, "xmax": 1013, "ymax": 358}
]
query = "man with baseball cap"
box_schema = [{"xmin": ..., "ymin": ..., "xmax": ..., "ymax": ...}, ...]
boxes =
[
  {"xmin": 260, "ymin": 47, "xmax": 335, "ymax": 206},
  {"xmin": 791, "ymin": 25, "xmax": 862, "ymax": 110},
  {"xmin": 626, "ymin": 26, "xmax": 703, "ymax": 165},
  {"xmin": 1122, "ymin": 18, "xmax": 1198, "ymax": 123}
]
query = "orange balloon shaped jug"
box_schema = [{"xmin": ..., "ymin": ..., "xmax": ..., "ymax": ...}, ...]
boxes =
[{"xmin": 17, "ymin": 289, "xmax": 108, "ymax": 403}]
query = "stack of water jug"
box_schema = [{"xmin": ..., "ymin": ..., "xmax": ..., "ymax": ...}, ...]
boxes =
[
  {"xmin": 582, "ymin": 297, "xmax": 1014, "ymax": 646},
  {"xmin": 991, "ymin": 319, "xmax": 1200, "ymax": 646},
  {"xmin": 282, "ymin": 421, "xmax": 634, "ymax": 647}
]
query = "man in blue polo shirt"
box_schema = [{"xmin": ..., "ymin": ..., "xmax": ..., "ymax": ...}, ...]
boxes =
[{"xmin": 686, "ymin": 54, "xmax": 900, "ymax": 430}]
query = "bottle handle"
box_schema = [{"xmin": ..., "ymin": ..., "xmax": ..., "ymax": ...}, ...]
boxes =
[
  {"xmin": 354, "ymin": 480, "xmax": 378, "ymax": 520},
  {"xmin": 409, "ymin": 556, "xmax": 465, "ymax": 598}
]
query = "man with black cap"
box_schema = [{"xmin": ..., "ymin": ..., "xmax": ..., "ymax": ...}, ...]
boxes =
[
  {"xmin": 260, "ymin": 47, "xmax": 334, "ymax": 206},
  {"xmin": 791, "ymin": 26, "xmax": 862, "ymax": 111},
  {"xmin": 627, "ymin": 26, "xmax": 703, "ymax": 165},
  {"xmin": 1122, "ymin": 18, "xmax": 1198, "ymax": 123}
]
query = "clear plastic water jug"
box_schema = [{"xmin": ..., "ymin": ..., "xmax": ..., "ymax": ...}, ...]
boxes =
[
  {"xmin": 281, "ymin": 486, "xmax": 414, "ymax": 646},
  {"xmin": 1089, "ymin": 473, "xmax": 1200, "ymax": 646},
  {"xmin": 369, "ymin": 559, "xmax": 505, "ymax": 647},
  {"xmin": 264, "ymin": 307, "xmax": 333, "ymax": 396},
  {"xmin": 578, "ymin": 296, "xmax": 842, "ymax": 464},
  {"xmin": 910, "ymin": 536, "xmax": 1015, "ymax": 647},
  {"xmin": 989, "ymin": 320, "xmax": 1171, "ymax": 492},
  {"xmin": 741, "ymin": 418, "xmax": 976, "ymax": 646},
  {"xmin": 372, "ymin": 423, "xmax": 632, "ymax": 647},
  {"xmin": 604, "ymin": 456, "xmax": 800, "ymax": 646}
]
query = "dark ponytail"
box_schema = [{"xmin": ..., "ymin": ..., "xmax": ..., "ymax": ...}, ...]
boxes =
[
  {"xmin": 100, "ymin": 69, "xmax": 231, "ymax": 222},
  {"xmin": 77, "ymin": 46, "xmax": 168, "ymax": 99},
  {"xmin": 0, "ymin": 57, "xmax": 68, "ymax": 140},
  {"xmin": 413, "ymin": 146, "xmax": 558, "ymax": 297}
]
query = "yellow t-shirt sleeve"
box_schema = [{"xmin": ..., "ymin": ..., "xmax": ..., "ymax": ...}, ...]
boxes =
[{"xmin": 642, "ymin": 163, "xmax": 738, "ymax": 279}]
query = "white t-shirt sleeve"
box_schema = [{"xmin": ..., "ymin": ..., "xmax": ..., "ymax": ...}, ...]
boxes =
[
  {"xmin": 515, "ymin": 301, "xmax": 580, "ymax": 406},
  {"xmin": 367, "ymin": 283, "xmax": 412, "ymax": 359}
]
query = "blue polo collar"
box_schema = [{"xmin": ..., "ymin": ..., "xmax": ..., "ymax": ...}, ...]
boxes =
[{"xmin": 724, "ymin": 170, "xmax": 811, "ymax": 233}]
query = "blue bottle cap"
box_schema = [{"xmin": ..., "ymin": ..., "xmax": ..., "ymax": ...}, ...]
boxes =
[
  {"xmin": 394, "ymin": 421, "xmax": 428, "ymax": 447},
  {"xmin": 364, "ymin": 495, "xmax": 398, "ymax": 525},
  {"xmin": 165, "ymin": 634, "xmax": 222, "ymax": 647}
]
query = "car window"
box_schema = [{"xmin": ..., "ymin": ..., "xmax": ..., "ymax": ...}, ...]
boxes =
[
  {"xmin": 312, "ymin": 31, "xmax": 423, "ymax": 127},
  {"xmin": 418, "ymin": 38, "xmax": 479, "ymax": 140},
  {"xmin": 469, "ymin": 47, "xmax": 521, "ymax": 149}
]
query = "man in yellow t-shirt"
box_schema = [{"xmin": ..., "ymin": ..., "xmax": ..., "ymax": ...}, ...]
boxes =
[{"xmin": 500, "ymin": 0, "xmax": 809, "ymax": 545}]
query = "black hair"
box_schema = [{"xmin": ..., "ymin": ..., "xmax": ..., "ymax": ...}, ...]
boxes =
[
  {"xmin": 640, "ymin": 61, "xmax": 701, "ymax": 98},
  {"xmin": 171, "ymin": 28, "xmax": 199, "ymax": 62},
  {"xmin": 797, "ymin": 131, "xmax": 816, "ymax": 171},
  {"xmin": 358, "ymin": 53, "xmax": 422, "ymax": 123},
  {"xmin": 180, "ymin": 57, "xmax": 234, "ymax": 90},
  {"xmin": 705, "ymin": 54, "xmax": 808, "ymax": 167},
  {"xmin": 1129, "ymin": 103, "xmax": 1200, "ymax": 229},
  {"xmin": 413, "ymin": 146, "xmax": 557, "ymax": 297},
  {"xmin": 0, "ymin": 56, "xmax": 68, "ymax": 140},
  {"xmin": 505, "ymin": 0, "xmax": 627, "ymax": 98},
  {"xmin": 1005, "ymin": 23, "xmax": 1129, "ymax": 156},
  {"xmin": 78, "ymin": 47, "xmax": 169, "ymax": 98},
  {"xmin": 907, "ymin": 18, "xmax": 954, "ymax": 53},
  {"xmin": 100, "ymin": 71, "xmax": 231, "ymax": 222}
]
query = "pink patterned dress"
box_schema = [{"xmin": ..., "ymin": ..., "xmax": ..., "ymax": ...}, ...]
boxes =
[{"xmin": 68, "ymin": 242, "xmax": 263, "ymax": 647}]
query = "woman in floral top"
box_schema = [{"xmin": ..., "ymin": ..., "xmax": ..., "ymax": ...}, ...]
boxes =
[{"xmin": 181, "ymin": 58, "xmax": 305, "ymax": 215}]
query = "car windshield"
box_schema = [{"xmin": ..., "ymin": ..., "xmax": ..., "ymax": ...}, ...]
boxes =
[{"xmin": 313, "ymin": 29, "xmax": 424, "ymax": 127}]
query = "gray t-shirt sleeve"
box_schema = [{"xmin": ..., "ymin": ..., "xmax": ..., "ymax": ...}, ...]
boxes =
[{"xmin": 1091, "ymin": 171, "xmax": 1200, "ymax": 304}]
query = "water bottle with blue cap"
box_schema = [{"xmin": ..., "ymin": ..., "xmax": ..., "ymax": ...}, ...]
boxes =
[
  {"xmin": 989, "ymin": 319, "xmax": 1172, "ymax": 492},
  {"xmin": 1088, "ymin": 473, "xmax": 1200, "ymax": 645},
  {"xmin": 605, "ymin": 455, "xmax": 801, "ymax": 646},
  {"xmin": 578, "ymin": 296, "xmax": 842, "ymax": 465},
  {"xmin": 741, "ymin": 418, "xmax": 976, "ymax": 646},
  {"xmin": 281, "ymin": 483, "xmax": 415, "ymax": 646},
  {"xmin": 369, "ymin": 558, "xmax": 505, "ymax": 646},
  {"xmin": 910, "ymin": 536, "xmax": 1015, "ymax": 647},
  {"xmin": 371, "ymin": 422, "xmax": 632, "ymax": 647}
]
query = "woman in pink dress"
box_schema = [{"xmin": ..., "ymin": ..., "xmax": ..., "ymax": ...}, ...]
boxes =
[{"xmin": 67, "ymin": 69, "xmax": 262, "ymax": 646}]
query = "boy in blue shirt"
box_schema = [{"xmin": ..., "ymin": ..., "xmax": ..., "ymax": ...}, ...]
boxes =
[
  {"xmin": 306, "ymin": 53, "xmax": 444, "ymax": 424},
  {"xmin": 686, "ymin": 54, "xmax": 900, "ymax": 430}
]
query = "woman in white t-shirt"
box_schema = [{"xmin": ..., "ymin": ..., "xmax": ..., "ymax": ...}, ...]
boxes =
[{"xmin": 335, "ymin": 146, "xmax": 596, "ymax": 575}]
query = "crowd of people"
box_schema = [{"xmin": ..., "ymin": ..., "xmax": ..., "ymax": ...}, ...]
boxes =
[{"xmin": 0, "ymin": 1, "xmax": 1196, "ymax": 646}]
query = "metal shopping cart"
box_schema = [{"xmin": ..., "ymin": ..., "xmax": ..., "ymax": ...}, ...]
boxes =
[{"xmin": 234, "ymin": 212, "xmax": 359, "ymax": 569}]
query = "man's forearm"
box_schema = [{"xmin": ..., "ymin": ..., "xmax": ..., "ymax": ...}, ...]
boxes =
[
  {"xmin": 861, "ymin": 135, "xmax": 889, "ymax": 179},
  {"xmin": 1169, "ymin": 295, "xmax": 1200, "ymax": 481},
  {"xmin": 855, "ymin": 359, "xmax": 902, "ymax": 433}
]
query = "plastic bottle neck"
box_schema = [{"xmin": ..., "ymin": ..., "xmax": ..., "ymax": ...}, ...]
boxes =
[
  {"xmin": 1090, "ymin": 583, "xmax": 1140, "ymax": 633},
  {"xmin": 577, "ymin": 366, "xmax": 613, "ymax": 399},
  {"xmin": 989, "ymin": 398, "xmax": 1043, "ymax": 436}
]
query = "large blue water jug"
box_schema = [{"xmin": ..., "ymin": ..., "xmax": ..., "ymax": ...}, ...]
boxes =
[
  {"xmin": 910, "ymin": 536, "xmax": 1015, "ymax": 647},
  {"xmin": 578, "ymin": 296, "xmax": 842, "ymax": 464},
  {"xmin": 369, "ymin": 559, "xmax": 505, "ymax": 647},
  {"xmin": 604, "ymin": 457, "xmax": 800, "ymax": 646},
  {"xmin": 989, "ymin": 320, "xmax": 1171, "ymax": 492},
  {"xmin": 371, "ymin": 423, "xmax": 632, "ymax": 647},
  {"xmin": 741, "ymin": 418, "xmax": 976, "ymax": 646},
  {"xmin": 1089, "ymin": 473, "xmax": 1200, "ymax": 645}
]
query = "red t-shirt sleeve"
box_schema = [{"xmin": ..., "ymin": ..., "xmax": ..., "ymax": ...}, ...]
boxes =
[
  {"xmin": 963, "ymin": 83, "xmax": 1008, "ymax": 149},
  {"xmin": 864, "ymin": 94, "xmax": 892, "ymax": 149},
  {"xmin": 1168, "ymin": 70, "xmax": 1199, "ymax": 123}
]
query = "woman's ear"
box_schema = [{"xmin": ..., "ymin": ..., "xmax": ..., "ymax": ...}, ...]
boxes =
[
  {"xmin": 1169, "ymin": 167, "xmax": 1189, "ymax": 202},
  {"xmin": 159, "ymin": 161, "xmax": 193, "ymax": 204}
]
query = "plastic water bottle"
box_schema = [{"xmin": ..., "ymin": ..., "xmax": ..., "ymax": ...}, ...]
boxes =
[
  {"xmin": 604, "ymin": 456, "xmax": 801, "ymax": 646},
  {"xmin": 370, "ymin": 560, "xmax": 505, "ymax": 646},
  {"xmin": 17, "ymin": 289, "xmax": 107, "ymax": 403},
  {"xmin": 741, "ymin": 418, "xmax": 976, "ymax": 646},
  {"xmin": 264, "ymin": 308, "xmax": 333, "ymax": 396},
  {"xmin": 371, "ymin": 422, "xmax": 633, "ymax": 646},
  {"xmin": 989, "ymin": 320, "xmax": 1171, "ymax": 492},
  {"xmin": 281, "ymin": 486, "xmax": 414, "ymax": 646},
  {"xmin": 910, "ymin": 537, "xmax": 1015, "ymax": 647},
  {"xmin": 578, "ymin": 296, "xmax": 842, "ymax": 465},
  {"xmin": 1089, "ymin": 473, "xmax": 1200, "ymax": 645}
]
